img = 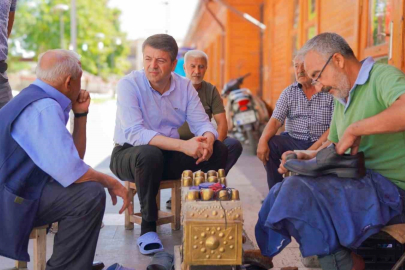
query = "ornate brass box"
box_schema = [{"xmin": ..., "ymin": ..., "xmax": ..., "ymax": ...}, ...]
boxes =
[{"xmin": 182, "ymin": 200, "xmax": 243, "ymax": 266}]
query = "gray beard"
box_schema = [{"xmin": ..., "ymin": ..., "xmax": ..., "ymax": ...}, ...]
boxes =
[{"xmin": 321, "ymin": 71, "xmax": 350, "ymax": 100}]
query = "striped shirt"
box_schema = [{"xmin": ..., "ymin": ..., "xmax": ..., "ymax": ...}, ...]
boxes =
[{"xmin": 272, "ymin": 82, "xmax": 334, "ymax": 142}]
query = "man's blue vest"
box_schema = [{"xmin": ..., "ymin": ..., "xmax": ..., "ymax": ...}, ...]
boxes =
[{"xmin": 0, "ymin": 85, "xmax": 53, "ymax": 261}]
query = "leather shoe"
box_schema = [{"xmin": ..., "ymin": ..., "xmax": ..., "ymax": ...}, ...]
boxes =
[
  {"xmin": 93, "ymin": 261, "xmax": 105, "ymax": 270},
  {"xmin": 284, "ymin": 145, "xmax": 366, "ymax": 178}
]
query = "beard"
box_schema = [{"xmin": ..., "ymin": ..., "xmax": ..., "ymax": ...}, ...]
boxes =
[{"xmin": 321, "ymin": 70, "xmax": 350, "ymax": 99}]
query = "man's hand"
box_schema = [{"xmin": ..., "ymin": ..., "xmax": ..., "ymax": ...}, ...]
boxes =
[
  {"xmin": 108, "ymin": 180, "xmax": 133, "ymax": 214},
  {"xmin": 336, "ymin": 125, "xmax": 361, "ymax": 155},
  {"xmin": 72, "ymin": 90, "xmax": 91, "ymax": 114},
  {"xmin": 278, "ymin": 150, "xmax": 316, "ymax": 175},
  {"xmin": 181, "ymin": 136, "xmax": 207, "ymax": 159},
  {"xmin": 197, "ymin": 132, "xmax": 215, "ymax": 164},
  {"xmin": 257, "ymin": 139, "xmax": 270, "ymax": 165}
]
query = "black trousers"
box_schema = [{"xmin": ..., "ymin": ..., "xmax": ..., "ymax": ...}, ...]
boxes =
[
  {"xmin": 110, "ymin": 141, "xmax": 228, "ymax": 222},
  {"xmin": 33, "ymin": 180, "xmax": 106, "ymax": 270}
]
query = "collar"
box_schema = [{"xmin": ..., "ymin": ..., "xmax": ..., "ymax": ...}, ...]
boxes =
[
  {"xmin": 337, "ymin": 57, "xmax": 375, "ymax": 107},
  {"xmin": 143, "ymin": 71, "xmax": 176, "ymax": 96},
  {"xmin": 353, "ymin": 57, "xmax": 375, "ymax": 86},
  {"xmin": 32, "ymin": 79, "xmax": 71, "ymax": 112}
]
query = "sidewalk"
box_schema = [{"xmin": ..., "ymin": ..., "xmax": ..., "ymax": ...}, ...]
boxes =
[{"xmin": 0, "ymin": 99, "xmax": 319, "ymax": 270}]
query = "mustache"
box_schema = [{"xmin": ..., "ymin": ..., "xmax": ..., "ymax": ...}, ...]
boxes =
[{"xmin": 298, "ymin": 72, "xmax": 306, "ymax": 77}]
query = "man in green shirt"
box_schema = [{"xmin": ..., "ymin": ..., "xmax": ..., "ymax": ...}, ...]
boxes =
[
  {"xmin": 257, "ymin": 33, "xmax": 405, "ymax": 270},
  {"xmin": 179, "ymin": 50, "xmax": 243, "ymax": 174}
]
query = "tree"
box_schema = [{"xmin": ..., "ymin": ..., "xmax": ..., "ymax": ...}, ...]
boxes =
[{"xmin": 10, "ymin": 0, "xmax": 130, "ymax": 77}]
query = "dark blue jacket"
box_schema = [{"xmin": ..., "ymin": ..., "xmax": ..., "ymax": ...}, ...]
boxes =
[{"xmin": 0, "ymin": 85, "xmax": 52, "ymax": 261}]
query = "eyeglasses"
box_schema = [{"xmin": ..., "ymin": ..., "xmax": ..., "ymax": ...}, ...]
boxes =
[{"xmin": 311, "ymin": 54, "xmax": 334, "ymax": 86}]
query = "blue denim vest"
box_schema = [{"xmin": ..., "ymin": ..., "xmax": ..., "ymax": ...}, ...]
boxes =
[{"xmin": 0, "ymin": 85, "xmax": 53, "ymax": 261}]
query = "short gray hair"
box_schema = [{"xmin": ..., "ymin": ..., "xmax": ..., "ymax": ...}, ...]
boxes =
[
  {"xmin": 299, "ymin": 32, "xmax": 355, "ymax": 60},
  {"xmin": 36, "ymin": 49, "xmax": 81, "ymax": 85},
  {"xmin": 184, "ymin": 50, "xmax": 208, "ymax": 64}
]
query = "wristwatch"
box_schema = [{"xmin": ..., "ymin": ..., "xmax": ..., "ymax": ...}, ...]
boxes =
[{"xmin": 74, "ymin": 111, "xmax": 89, "ymax": 118}]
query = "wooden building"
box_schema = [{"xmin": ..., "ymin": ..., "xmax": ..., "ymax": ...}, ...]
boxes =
[{"xmin": 184, "ymin": 0, "xmax": 405, "ymax": 108}]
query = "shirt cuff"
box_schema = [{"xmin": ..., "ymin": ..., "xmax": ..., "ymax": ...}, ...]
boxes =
[
  {"xmin": 134, "ymin": 130, "xmax": 159, "ymax": 146},
  {"xmin": 197, "ymin": 127, "xmax": 218, "ymax": 140},
  {"xmin": 271, "ymin": 115, "xmax": 285, "ymax": 124},
  {"xmin": 59, "ymin": 162, "xmax": 90, "ymax": 187}
]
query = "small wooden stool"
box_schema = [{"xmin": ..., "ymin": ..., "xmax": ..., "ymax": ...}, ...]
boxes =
[
  {"xmin": 15, "ymin": 225, "xmax": 47, "ymax": 270},
  {"xmin": 125, "ymin": 180, "xmax": 181, "ymax": 231}
]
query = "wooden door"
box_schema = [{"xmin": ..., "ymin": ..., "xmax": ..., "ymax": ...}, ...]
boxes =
[{"xmin": 359, "ymin": 0, "xmax": 404, "ymax": 71}]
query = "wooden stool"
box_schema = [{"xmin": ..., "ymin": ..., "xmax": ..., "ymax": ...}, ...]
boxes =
[
  {"xmin": 125, "ymin": 180, "xmax": 181, "ymax": 231},
  {"xmin": 15, "ymin": 225, "xmax": 47, "ymax": 270}
]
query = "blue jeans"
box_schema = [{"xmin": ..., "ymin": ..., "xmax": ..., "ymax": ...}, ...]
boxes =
[
  {"xmin": 223, "ymin": 137, "xmax": 243, "ymax": 175},
  {"xmin": 265, "ymin": 132, "xmax": 313, "ymax": 189}
]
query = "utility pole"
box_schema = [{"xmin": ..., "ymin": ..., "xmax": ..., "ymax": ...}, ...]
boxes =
[
  {"xmin": 70, "ymin": 0, "xmax": 77, "ymax": 51},
  {"xmin": 69, "ymin": 0, "xmax": 77, "ymax": 133}
]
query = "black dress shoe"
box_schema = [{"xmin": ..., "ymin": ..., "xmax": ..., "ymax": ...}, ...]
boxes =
[
  {"xmin": 93, "ymin": 261, "xmax": 105, "ymax": 270},
  {"xmin": 284, "ymin": 145, "xmax": 366, "ymax": 178}
]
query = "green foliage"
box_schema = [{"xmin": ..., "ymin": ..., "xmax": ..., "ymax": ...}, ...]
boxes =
[{"xmin": 10, "ymin": 0, "xmax": 130, "ymax": 76}]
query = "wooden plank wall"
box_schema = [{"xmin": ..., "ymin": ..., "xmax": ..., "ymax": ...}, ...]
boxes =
[
  {"xmin": 183, "ymin": 0, "xmax": 262, "ymax": 94},
  {"xmin": 262, "ymin": 0, "xmax": 291, "ymax": 108},
  {"xmin": 319, "ymin": 0, "xmax": 360, "ymax": 56},
  {"xmin": 185, "ymin": 0, "xmax": 405, "ymax": 109},
  {"xmin": 224, "ymin": 1, "xmax": 261, "ymax": 95}
]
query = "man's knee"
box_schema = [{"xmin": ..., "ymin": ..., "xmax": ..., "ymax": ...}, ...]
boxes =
[
  {"xmin": 77, "ymin": 182, "xmax": 106, "ymax": 212},
  {"xmin": 214, "ymin": 140, "xmax": 228, "ymax": 157},
  {"xmin": 212, "ymin": 140, "xmax": 228, "ymax": 167},
  {"xmin": 225, "ymin": 137, "xmax": 243, "ymax": 155},
  {"xmin": 268, "ymin": 135, "xmax": 289, "ymax": 158},
  {"xmin": 279, "ymin": 175, "xmax": 310, "ymax": 194},
  {"xmin": 132, "ymin": 145, "xmax": 164, "ymax": 168}
]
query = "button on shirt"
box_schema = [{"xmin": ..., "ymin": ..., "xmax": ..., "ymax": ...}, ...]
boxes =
[
  {"xmin": 11, "ymin": 79, "xmax": 89, "ymax": 187},
  {"xmin": 271, "ymin": 82, "xmax": 334, "ymax": 142},
  {"xmin": 114, "ymin": 71, "xmax": 218, "ymax": 146}
]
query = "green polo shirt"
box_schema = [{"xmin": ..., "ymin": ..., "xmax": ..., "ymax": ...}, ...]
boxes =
[
  {"xmin": 178, "ymin": 81, "xmax": 225, "ymax": 140},
  {"xmin": 328, "ymin": 60, "xmax": 405, "ymax": 189}
]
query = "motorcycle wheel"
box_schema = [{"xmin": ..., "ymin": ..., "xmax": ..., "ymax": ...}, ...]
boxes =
[{"xmin": 246, "ymin": 129, "xmax": 258, "ymax": 155}]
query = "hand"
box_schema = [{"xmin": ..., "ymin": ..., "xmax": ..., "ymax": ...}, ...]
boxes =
[
  {"xmin": 107, "ymin": 180, "xmax": 133, "ymax": 214},
  {"xmin": 336, "ymin": 126, "xmax": 361, "ymax": 155},
  {"xmin": 196, "ymin": 140, "xmax": 214, "ymax": 165},
  {"xmin": 257, "ymin": 139, "xmax": 270, "ymax": 165},
  {"xmin": 72, "ymin": 89, "xmax": 91, "ymax": 114},
  {"xmin": 196, "ymin": 132, "xmax": 215, "ymax": 164},
  {"xmin": 278, "ymin": 150, "xmax": 316, "ymax": 175},
  {"xmin": 181, "ymin": 136, "xmax": 206, "ymax": 159}
]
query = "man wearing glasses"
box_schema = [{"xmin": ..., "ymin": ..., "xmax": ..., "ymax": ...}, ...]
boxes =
[
  {"xmin": 256, "ymin": 33, "xmax": 405, "ymax": 270},
  {"xmin": 257, "ymin": 53, "xmax": 334, "ymax": 190}
]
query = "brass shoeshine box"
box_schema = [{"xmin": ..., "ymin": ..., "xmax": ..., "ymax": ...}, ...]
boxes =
[{"xmin": 182, "ymin": 200, "xmax": 243, "ymax": 266}]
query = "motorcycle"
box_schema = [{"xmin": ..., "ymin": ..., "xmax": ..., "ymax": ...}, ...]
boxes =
[{"xmin": 222, "ymin": 73, "xmax": 269, "ymax": 155}]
